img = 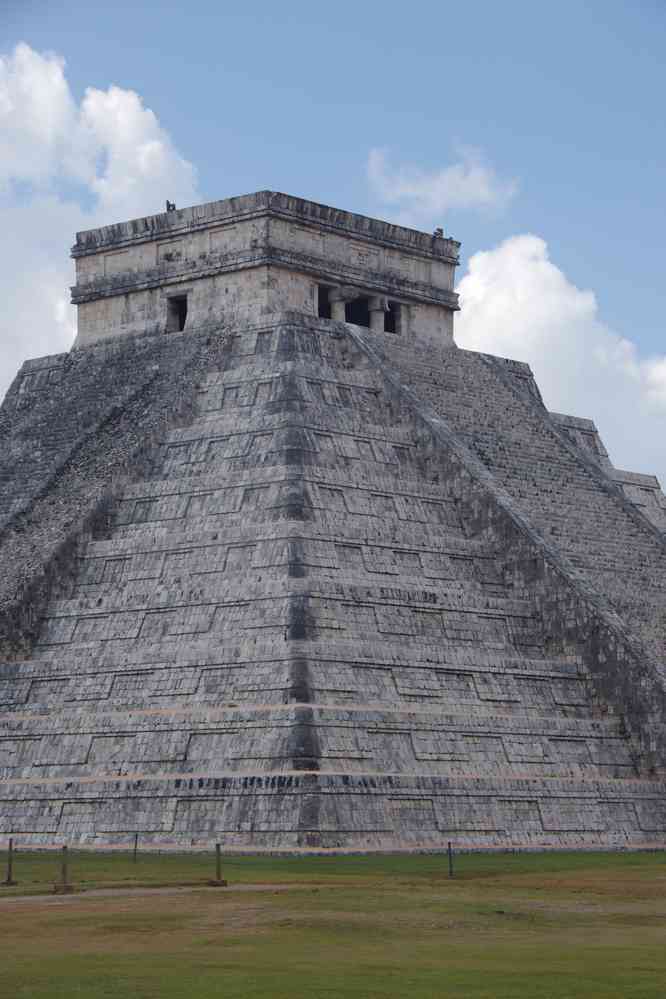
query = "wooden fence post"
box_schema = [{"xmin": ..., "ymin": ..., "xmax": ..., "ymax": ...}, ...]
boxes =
[
  {"xmin": 54, "ymin": 844, "xmax": 74, "ymax": 894},
  {"xmin": 3, "ymin": 838, "xmax": 17, "ymax": 886},
  {"xmin": 208, "ymin": 843, "xmax": 227, "ymax": 887}
]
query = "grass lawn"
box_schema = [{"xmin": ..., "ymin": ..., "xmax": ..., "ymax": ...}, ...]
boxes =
[{"xmin": 1, "ymin": 849, "xmax": 665, "ymax": 998}]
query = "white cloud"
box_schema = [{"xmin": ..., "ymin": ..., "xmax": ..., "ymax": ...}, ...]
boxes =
[
  {"xmin": 455, "ymin": 234, "xmax": 666, "ymax": 482},
  {"xmin": 80, "ymin": 84, "xmax": 197, "ymax": 219},
  {"xmin": 0, "ymin": 43, "xmax": 199, "ymax": 399},
  {"xmin": 0, "ymin": 43, "xmax": 83, "ymax": 188},
  {"xmin": 367, "ymin": 146, "xmax": 518, "ymax": 227}
]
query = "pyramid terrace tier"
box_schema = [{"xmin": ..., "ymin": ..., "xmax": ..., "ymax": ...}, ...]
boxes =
[
  {"xmin": 1, "ymin": 640, "xmax": 592, "ymax": 719},
  {"xmin": 0, "ymin": 700, "xmax": 641, "ymax": 782},
  {"xmin": 1, "ymin": 772, "xmax": 664, "ymax": 851},
  {"xmin": 0, "ymin": 316, "xmax": 665, "ymax": 848}
]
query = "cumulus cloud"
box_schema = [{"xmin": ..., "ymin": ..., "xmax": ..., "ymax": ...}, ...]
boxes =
[
  {"xmin": 79, "ymin": 85, "xmax": 197, "ymax": 219},
  {"xmin": 455, "ymin": 234, "xmax": 666, "ymax": 482},
  {"xmin": 367, "ymin": 146, "xmax": 517, "ymax": 227},
  {"xmin": 0, "ymin": 43, "xmax": 199, "ymax": 399},
  {"xmin": 0, "ymin": 44, "xmax": 84, "ymax": 188}
]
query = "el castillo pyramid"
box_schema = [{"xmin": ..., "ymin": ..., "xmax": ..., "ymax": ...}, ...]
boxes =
[{"xmin": 1, "ymin": 190, "xmax": 665, "ymax": 851}]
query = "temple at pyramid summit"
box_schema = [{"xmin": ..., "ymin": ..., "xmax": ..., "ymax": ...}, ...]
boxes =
[{"xmin": 1, "ymin": 190, "xmax": 666, "ymax": 851}]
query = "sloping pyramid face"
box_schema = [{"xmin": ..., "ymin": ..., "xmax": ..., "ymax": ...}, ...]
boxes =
[{"xmin": 1, "ymin": 317, "xmax": 665, "ymax": 850}]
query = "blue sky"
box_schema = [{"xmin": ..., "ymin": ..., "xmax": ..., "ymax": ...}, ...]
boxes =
[{"xmin": 2, "ymin": 0, "xmax": 665, "ymax": 477}]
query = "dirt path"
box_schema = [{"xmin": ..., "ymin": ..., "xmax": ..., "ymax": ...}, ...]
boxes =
[{"xmin": 0, "ymin": 882, "xmax": 324, "ymax": 906}]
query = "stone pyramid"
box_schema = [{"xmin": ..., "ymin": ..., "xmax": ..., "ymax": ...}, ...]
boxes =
[{"xmin": 1, "ymin": 191, "xmax": 665, "ymax": 851}]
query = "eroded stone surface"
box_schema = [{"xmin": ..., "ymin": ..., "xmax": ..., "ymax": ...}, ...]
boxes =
[{"xmin": 0, "ymin": 194, "xmax": 664, "ymax": 851}]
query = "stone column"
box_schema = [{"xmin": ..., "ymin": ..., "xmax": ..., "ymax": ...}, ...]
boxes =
[
  {"xmin": 329, "ymin": 286, "xmax": 363, "ymax": 323},
  {"xmin": 369, "ymin": 296, "xmax": 388, "ymax": 333},
  {"xmin": 329, "ymin": 296, "xmax": 346, "ymax": 323}
]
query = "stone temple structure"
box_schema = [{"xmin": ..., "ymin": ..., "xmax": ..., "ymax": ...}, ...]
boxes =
[{"xmin": 1, "ymin": 190, "xmax": 665, "ymax": 851}]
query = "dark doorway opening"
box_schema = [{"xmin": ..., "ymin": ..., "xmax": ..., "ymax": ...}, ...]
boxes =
[
  {"xmin": 317, "ymin": 285, "xmax": 332, "ymax": 319},
  {"xmin": 384, "ymin": 301, "xmax": 400, "ymax": 334},
  {"xmin": 167, "ymin": 295, "xmax": 188, "ymax": 332},
  {"xmin": 345, "ymin": 297, "xmax": 370, "ymax": 327}
]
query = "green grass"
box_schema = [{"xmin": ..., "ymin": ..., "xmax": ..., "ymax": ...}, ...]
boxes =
[
  {"xmin": 3, "ymin": 845, "xmax": 665, "ymax": 893},
  {"xmin": 1, "ymin": 850, "xmax": 666, "ymax": 998}
]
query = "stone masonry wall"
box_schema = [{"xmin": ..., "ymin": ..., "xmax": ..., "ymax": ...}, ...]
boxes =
[{"xmin": 0, "ymin": 328, "xmax": 229, "ymax": 658}]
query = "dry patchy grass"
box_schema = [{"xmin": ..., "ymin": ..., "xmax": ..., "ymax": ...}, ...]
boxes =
[{"xmin": 1, "ymin": 851, "xmax": 665, "ymax": 998}]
